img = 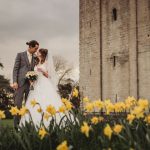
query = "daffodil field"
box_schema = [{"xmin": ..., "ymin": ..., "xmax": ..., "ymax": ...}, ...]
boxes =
[{"xmin": 0, "ymin": 88, "xmax": 150, "ymax": 150}]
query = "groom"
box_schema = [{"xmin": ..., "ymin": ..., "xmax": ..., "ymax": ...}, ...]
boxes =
[{"xmin": 12, "ymin": 40, "xmax": 39, "ymax": 129}]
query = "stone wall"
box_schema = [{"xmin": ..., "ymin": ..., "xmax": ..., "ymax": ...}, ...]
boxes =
[{"xmin": 79, "ymin": 0, "xmax": 150, "ymax": 102}]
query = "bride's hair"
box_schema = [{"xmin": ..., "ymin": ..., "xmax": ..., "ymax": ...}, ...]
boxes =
[
  {"xmin": 39, "ymin": 48, "xmax": 48, "ymax": 64},
  {"xmin": 34, "ymin": 56, "xmax": 40, "ymax": 65}
]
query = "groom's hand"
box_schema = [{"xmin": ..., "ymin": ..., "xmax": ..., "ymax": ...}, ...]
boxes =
[{"xmin": 13, "ymin": 82, "xmax": 18, "ymax": 90}]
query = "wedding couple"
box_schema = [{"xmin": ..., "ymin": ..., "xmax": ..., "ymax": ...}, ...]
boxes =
[{"xmin": 12, "ymin": 40, "xmax": 63, "ymax": 129}]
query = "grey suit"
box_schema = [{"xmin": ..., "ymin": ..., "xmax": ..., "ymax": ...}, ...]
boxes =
[{"xmin": 13, "ymin": 51, "xmax": 35, "ymax": 128}]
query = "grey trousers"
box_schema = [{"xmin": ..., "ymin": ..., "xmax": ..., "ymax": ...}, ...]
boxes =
[{"xmin": 14, "ymin": 83, "xmax": 30, "ymax": 128}]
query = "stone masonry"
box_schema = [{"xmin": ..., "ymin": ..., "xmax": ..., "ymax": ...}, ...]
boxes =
[{"xmin": 79, "ymin": 0, "xmax": 150, "ymax": 102}]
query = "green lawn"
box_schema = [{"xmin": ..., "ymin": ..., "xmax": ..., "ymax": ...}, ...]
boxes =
[{"xmin": 0, "ymin": 119, "xmax": 13, "ymax": 128}]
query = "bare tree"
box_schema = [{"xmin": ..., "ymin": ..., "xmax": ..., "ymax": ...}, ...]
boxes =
[
  {"xmin": 53, "ymin": 55, "xmax": 73, "ymax": 84},
  {"xmin": 0, "ymin": 62, "xmax": 3, "ymax": 69}
]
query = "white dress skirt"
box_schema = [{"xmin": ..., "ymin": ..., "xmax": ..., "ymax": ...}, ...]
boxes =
[{"xmin": 19, "ymin": 62, "xmax": 64, "ymax": 128}]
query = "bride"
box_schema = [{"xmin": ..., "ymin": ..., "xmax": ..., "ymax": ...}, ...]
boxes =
[{"xmin": 20, "ymin": 48, "xmax": 63, "ymax": 127}]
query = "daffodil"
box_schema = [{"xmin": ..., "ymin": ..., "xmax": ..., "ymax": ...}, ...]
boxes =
[
  {"xmin": 137, "ymin": 99, "xmax": 149, "ymax": 110},
  {"xmin": 65, "ymin": 101, "xmax": 73, "ymax": 111},
  {"xmin": 144, "ymin": 115, "xmax": 150, "ymax": 124},
  {"xmin": 18, "ymin": 106, "xmax": 28, "ymax": 116},
  {"xmin": 91, "ymin": 116, "xmax": 99, "ymax": 125},
  {"xmin": 61, "ymin": 98, "xmax": 68, "ymax": 104},
  {"xmin": 104, "ymin": 99, "xmax": 111, "ymax": 106},
  {"xmin": 114, "ymin": 102, "xmax": 125, "ymax": 112},
  {"xmin": 43, "ymin": 112, "xmax": 50, "ymax": 121},
  {"xmin": 127, "ymin": 114, "xmax": 135, "ymax": 124},
  {"xmin": 56, "ymin": 140, "xmax": 69, "ymax": 150},
  {"xmin": 61, "ymin": 99, "xmax": 73, "ymax": 110},
  {"xmin": 85, "ymin": 102, "xmax": 94, "ymax": 112},
  {"xmin": 93, "ymin": 100, "xmax": 103, "ymax": 110},
  {"xmin": 9, "ymin": 106, "xmax": 19, "ymax": 115},
  {"xmin": 106, "ymin": 103, "xmax": 114, "ymax": 115},
  {"xmin": 0, "ymin": 110, "xmax": 6, "ymax": 119},
  {"xmin": 37, "ymin": 107, "xmax": 42, "ymax": 113},
  {"xmin": 125, "ymin": 96, "xmax": 137, "ymax": 109},
  {"xmin": 104, "ymin": 124, "xmax": 113, "ymax": 140},
  {"xmin": 113, "ymin": 124, "xmax": 123, "ymax": 134},
  {"xmin": 104, "ymin": 99, "xmax": 114, "ymax": 114},
  {"xmin": 72, "ymin": 88, "xmax": 78, "ymax": 97},
  {"xmin": 83, "ymin": 97, "xmax": 90, "ymax": 103},
  {"xmin": 30, "ymin": 99, "xmax": 37, "ymax": 107},
  {"xmin": 46, "ymin": 105, "xmax": 56, "ymax": 116},
  {"xmin": 81, "ymin": 122, "xmax": 91, "ymax": 137},
  {"xmin": 59, "ymin": 105, "xmax": 66, "ymax": 113},
  {"xmin": 38, "ymin": 127, "xmax": 48, "ymax": 139},
  {"xmin": 131, "ymin": 106, "xmax": 144, "ymax": 119}
]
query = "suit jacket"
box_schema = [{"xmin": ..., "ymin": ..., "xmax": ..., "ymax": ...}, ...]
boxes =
[{"xmin": 13, "ymin": 51, "xmax": 35, "ymax": 87}]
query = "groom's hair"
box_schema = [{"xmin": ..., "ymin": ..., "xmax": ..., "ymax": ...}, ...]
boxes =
[{"xmin": 26, "ymin": 40, "xmax": 39, "ymax": 48}]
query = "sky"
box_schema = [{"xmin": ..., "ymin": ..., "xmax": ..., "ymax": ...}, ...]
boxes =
[{"xmin": 0, "ymin": 0, "xmax": 79, "ymax": 82}]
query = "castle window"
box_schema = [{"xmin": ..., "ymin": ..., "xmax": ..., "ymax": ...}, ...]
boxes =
[
  {"xmin": 112, "ymin": 8, "xmax": 117, "ymax": 21},
  {"xmin": 113, "ymin": 56, "xmax": 116, "ymax": 67},
  {"xmin": 90, "ymin": 21, "xmax": 92, "ymax": 28}
]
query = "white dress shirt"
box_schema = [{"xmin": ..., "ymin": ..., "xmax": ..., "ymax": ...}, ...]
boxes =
[{"xmin": 27, "ymin": 50, "xmax": 32, "ymax": 64}]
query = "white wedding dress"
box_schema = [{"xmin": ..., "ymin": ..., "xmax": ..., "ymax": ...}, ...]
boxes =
[{"xmin": 19, "ymin": 62, "xmax": 63, "ymax": 127}]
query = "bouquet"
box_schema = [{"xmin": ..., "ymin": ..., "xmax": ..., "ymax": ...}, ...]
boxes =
[{"xmin": 26, "ymin": 71, "xmax": 38, "ymax": 90}]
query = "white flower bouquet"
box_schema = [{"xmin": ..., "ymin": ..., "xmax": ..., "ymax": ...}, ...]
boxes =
[{"xmin": 26, "ymin": 71, "xmax": 38, "ymax": 90}]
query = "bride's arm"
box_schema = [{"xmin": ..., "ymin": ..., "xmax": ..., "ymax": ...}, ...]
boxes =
[
  {"xmin": 37, "ymin": 68, "xmax": 49, "ymax": 78},
  {"xmin": 42, "ymin": 71, "xmax": 48, "ymax": 78}
]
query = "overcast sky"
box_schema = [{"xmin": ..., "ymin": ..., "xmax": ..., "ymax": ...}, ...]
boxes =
[{"xmin": 0, "ymin": 0, "xmax": 79, "ymax": 82}]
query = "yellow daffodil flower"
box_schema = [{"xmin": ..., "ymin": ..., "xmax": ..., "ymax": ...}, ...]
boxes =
[
  {"xmin": 127, "ymin": 114, "xmax": 135, "ymax": 124},
  {"xmin": 81, "ymin": 122, "xmax": 91, "ymax": 137},
  {"xmin": 37, "ymin": 107, "xmax": 42, "ymax": 113},
  {"xmin": 83, "ymin": 97, "xmax": 90, "ymax": 103},
  {"xmin": 85, "ymin": 102, "xmax": 94, "ymax": 112},
  {"xmin": 61, "ymin": 98, "xmax": 68, "ymax": 104},
  {"xmin": 104, "ymin": 124, "xmax": 113, "ymax": 140},
  {"xmin": 91, "ymin": 116, "xmax": 99, "ymax": 125},
  {"xmin": 38, "ymin": 127, "xmax": 47, "ymax": 139},
  {"xmin": 43, "ymin": 112, "xmax": 50, "ymax": 121},
  {"xmin": 144, "ymin": 115, "xmax": 150, "ymax": 124},
  {"xmin": 30, "ymin": 99, "xmax": 37, "ymax": 107},
  {"xmin": 9, "ymin": 106, "xmax": 19, "ymax": 115},
  {"xmin": 65, "ymin": 101, "xmax": 73, "ymax": 111},
  {"xmin": 59, "ymin": 105, "xmax": 66, "ymax": 113},
  {"xmin": 93, "ymin": 100, "xmax": 104, "ymax": 110},
  {"xmin": 113, "ymin": 124, "xmax": 123, "ymax": 134},
  {"xmin": 72, "ymin": 88, "xmax": 78, "ymax": 97},
  {"xmin": 56, "ymin": 140, "xmax": 69, "ymax": 150},
  {"xmin": 46, "ymin": 105, "xmax": 56, "ymax": 116},
  {"xmin": 61, "ymin": 98, "xmax": 73, "ymax": 110},
  {"xmin": 0, "ymin": 110, "xmax": 6, "ymax": 119},
  {"xmin": 18, "ymin": 106, "xmax": 28, "ymax": 116},
  {"xmin": 137, "ymin": 99, "xmax": 149, "ymax": 110},
  {"xmin": 131, "ymin": 106, "xmax": 144, "ymax": 119}
]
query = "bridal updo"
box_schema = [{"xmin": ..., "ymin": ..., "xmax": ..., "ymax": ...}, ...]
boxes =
[{"xmin": 38, "ymin": 48, "xmax": 48, "ymax": 64}]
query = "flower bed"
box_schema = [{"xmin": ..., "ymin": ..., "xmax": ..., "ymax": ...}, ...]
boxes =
[{"xmin": 0, "ymin": 89, "xmax": 150, "ymax": 150}]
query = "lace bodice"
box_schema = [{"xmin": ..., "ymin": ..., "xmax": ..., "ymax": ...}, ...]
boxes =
[{"xmin": 34, "ymin": 62, "xmax": 48, "ymax": 76}]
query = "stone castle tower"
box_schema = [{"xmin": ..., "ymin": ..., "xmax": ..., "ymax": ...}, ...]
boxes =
[{"xmin": 79, "ymin": 0, "xmax": 150, "ymax": 102}]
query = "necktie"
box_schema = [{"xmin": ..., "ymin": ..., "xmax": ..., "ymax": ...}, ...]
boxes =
[{"xmin": 31, "ymin": 54, "xmax": 34, "ymax": 71}]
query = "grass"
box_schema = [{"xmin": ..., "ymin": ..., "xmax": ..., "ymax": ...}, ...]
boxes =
[{"xmin": 0, "ymin": 119, "xmax": 13, "ymax": 128}]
